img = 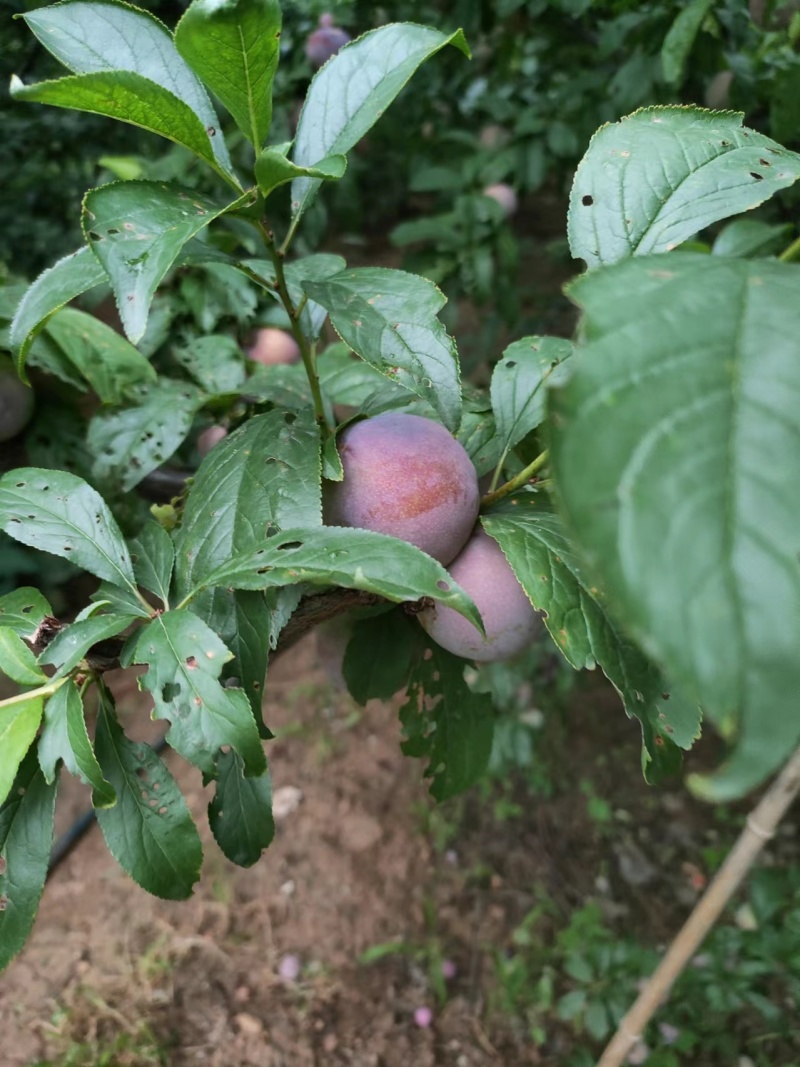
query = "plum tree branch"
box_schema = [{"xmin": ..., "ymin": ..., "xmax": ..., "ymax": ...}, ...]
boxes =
[
  {"xmin": 596, "ymin": 744, "xmax": 800, "ymax": 1067},
  {"xmin": 481, "ymin": 449, "xmax": 549, "ymax": 508}
]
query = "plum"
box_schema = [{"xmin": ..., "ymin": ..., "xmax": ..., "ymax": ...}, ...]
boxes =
[
  {"xmin": 323, "ymin": 412, "xmax": 480, "ymax": 565},
  {"xmin": 197, "ymin": 425, "xmax": 228, "ymax": 456},
  {"xmin": 245, "ymin": 327, "xmax": 301, "ymax": 366},
  {"xmin": 0, "ymin": 362, "xmax": 34, "ymax": 443},
  {"xmin": 419, "ymin": 528, "xmax": 540, "ymax": 662},
  {"xmin": 306, "ymin": 13, "xmax": 351, "ymax": 69},
  {"xmin": 483, "ymin": 183, "xmax": 518, "ymax": 218}
]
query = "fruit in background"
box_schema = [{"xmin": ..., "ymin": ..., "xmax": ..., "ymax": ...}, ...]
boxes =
[
  {"xmin": 0, "ymin": 361, "xmax": 35, "ymax": 443},
  {"xmin": 245, "ymin": 327, "xmax": 301, "ymax": 366},
  {"xmin": 197, "ymin": 425, "xmax": 228, "ymax": 456},
  {"xmin": 483, "ymin": 183, "xmax": 518, "ymax": 218},
  {"xmin": 704, "ymin": 70, "xmax": 734, "ymax": 110},
  {"xmin": 419, "ymin": 529, "xmax": 541, "ymax": 662},
  {"xmin": 323, "ymin": 412, "xmax": 480, "ymax": 566},
  {"xmin": 306, "ymin": 13, "xmax": 351, "ymax": 69},
  {"xmin": 479, "ymin": 124, "xmax": 511, "ymax": 150}
]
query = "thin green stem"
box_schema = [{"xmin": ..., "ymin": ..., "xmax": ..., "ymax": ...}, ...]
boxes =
[
  {"xmin": 279, "ymin": 214, "xmax": 302, "ymax": 257},
  {"xmin": 779, "ymin": 232, "xmax": 800, "ymax": 263},
  {"xmin": 0, "ymin": 676, "xmax": 68, "ymax": 710},
  {"xmin": 257, "ymin": 220, "xmax": 331, "ymax": 434},
  {"xmin": 487, "ymin": 446, "xmax": 510, "ymax": 494},
  {"xmin": 481, "ymin": 449, "xmax": 549, "ymax": 509}
]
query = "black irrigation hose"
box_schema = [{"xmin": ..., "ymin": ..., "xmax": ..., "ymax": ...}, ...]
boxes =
[{"xmin": 47, "ymin": 734, "xmax": 170, "ymax": 879}]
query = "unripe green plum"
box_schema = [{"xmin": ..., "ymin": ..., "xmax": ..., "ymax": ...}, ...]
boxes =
[
  {"xmin": 245, "ymin": 327, "xmax": 301, "ymax": 366},
  {"xmin": 306, "ymin": 13, "xmax": 351, "ymax": 69},
  {"xmin": 0, "ymin": 363, "xmax": 34, "ymax": 443},
  {"xmin": 419, "ymin": 529, "xmax": 540, "ymax": 662},
  {"xmin": 323, "ymin": 412, "xmax": 480, "ymax": 565}
]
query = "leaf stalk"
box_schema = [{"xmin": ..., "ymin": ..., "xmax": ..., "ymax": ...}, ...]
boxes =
[{"xmin": 481, "ymin": 450, "xmax": 549, "ymax": 509}]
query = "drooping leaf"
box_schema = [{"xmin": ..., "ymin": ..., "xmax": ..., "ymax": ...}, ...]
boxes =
[
  {"xmin": 82, "ymin": 182, "xmax": 246, "ymax": 343},
  {"xmin": 0, "ymin": 588, "xmax": 52, "ymax": 640},
  {"xmin": 291, "ymin": 22, "xmax": 470, "ymax": 219},
  {"xmin": 255, "ymin": 148, "xmax": 346, "ymax": 199},
  {"xmin": 400, "ymin": 631, "xmax": 494, "ymax": 801},
  {"xmin": 130, "ymin": 609, "xmax": 266, "ymax": 777},
  {"xmin": 0, "ymin": 469, "xmax": 137, "ymax": 592},
  {"xmin": 130, "ymin": 522, "xmax": 175, "ymax": 608},
  {"xmin": 10, "ymin": 72, "xmax": 234, "ymax": 183},
  {"xmin": 343, "ymin": 610, "xmax": 418, "ymax": 705},
  {"xmin": 171, "ymin": 334, "xmax": 246, "ymax": 395},
  {"xmin": 490, "ymin": 335, "xmax": 573, "ymax": 456},
  {"xmin": 38, "ymin": 680, "xmax": 116, "ymax": 807},
  {"xmin": 550, "ymin": 253, "xmax": 800, "ymax": 798},
  {"xmin": 569, "ymin": 108, "xmax": 800, "ymax": 270},
  {"xmin": 208, "ymin": 748, "xmax": 274, "ymax": 867},
  {"xmin": 0, "ymin": 628, "xmax": 47, "ymax": 686},
  {"xmin": 304, "ymin": 267, "xmax": 461, "ymax": 431},
  {"xmin": 0, "ymin": 693, "xmax": 44, "ymax": 808},
  {"xmin": 95, "ymin": 688, "xmax": 202, "ymax": 899},
  {"xmin": 44, "ymin": 307, "xmax": 156, "ymax": 404},
  {"xmin": 0, "ymin": 750, "xmax": 58, "ymax": 973},
  {"xmin": 482, "ymin": 500, "xmax": 700, "ymax": 781},
  {"xmin": 661, "ymin": 0, "xmax": 715, "ymax": 85},
  {"xmin": 174, "ymin": 409, "xmax": 322, "ymax": 596},
  {"xmin": 9, "ymin": 246, "xmax": 108, "ymax": 378},
  {"xmin": 175, "ymin": 0, "xmax": 281, "ymax": 148},
  {"xmin": 87, "ymin": 378, "xmax": 206, "ymax": 491},
  {"xmin": 192, "ymin": 526, "xmax": 483, "ymax": 631},
  {"xmin": 21, "ymin": 0, "xmax": 235, "ymax": 178},
  {"xmin": 38, "ymin": 614, "xmax": 137, "ymax": 679}
]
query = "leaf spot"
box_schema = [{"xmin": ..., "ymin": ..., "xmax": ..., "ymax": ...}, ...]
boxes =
[
  {"xmin": 749, "ymin": 172, "xmax": 764, "ymax": 181},
  {"xmin": 581, "ymin": 194, "xmax": 593, "ymax": 206}
]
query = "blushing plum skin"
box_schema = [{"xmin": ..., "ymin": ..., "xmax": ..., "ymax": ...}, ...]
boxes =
[
  {"xmin": 0, "ymin": 366, "xmax": 34, "ymax": 443},
  {"xmin": 197, "ymin": 425, "xmax": 228, "ymax": 456},
  {"xmin": 323, "ymin": 412, "xmax": 480, "ymax": 566},
  {"xmin": 483, "ymin": 183, "xmax": 518, "ymax": 218},
  {"xmin": 245, "ymin": 327, "xmax": 300, "ymax": 366},
  {"xmin": 420, "ymin": 529, "xmax": 540, "ymax": 662},
  {"xmin": 306, "ymin": 14, "xmax": 351, "ymax": 69}
]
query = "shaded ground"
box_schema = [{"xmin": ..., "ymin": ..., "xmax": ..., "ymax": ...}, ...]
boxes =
[{"xmin": 1, "ymin": 628, "xmax": 773, "ymax": 1067}]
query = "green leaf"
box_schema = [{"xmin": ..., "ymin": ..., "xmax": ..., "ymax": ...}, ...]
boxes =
[
  {"xmin": 317, "ymin": 342, "xmax": 411, "ymax": 408},
  {"xmin": 0, "ymin": 469, "xmax": 137, "ymax": 592},
  {"xmin": 243, "ymin": 253, "xmax": 347, "ymax": 340},
  {"xmin": 661, "ymin": 0, "xmax": 715, "ymax": 85},
  {"xmin": 491, "ymin": 336, "xmax": 573, "ymax": 455},
  {"xmin": 172, "ymin": 334, "xmax": 246, "ymax": 395},
  {"xmin": 255, "ymin": 148, "xmax": 346, "ymax": 199},
  {"xmin": 304, "ymin": 267, "xmax": 461, "ymax": 431},
  {"xmin": 0, "ymin": 750, "xmax": 57, "ymax": 973},
  {"xmin": 400, "ymin": 632, "xmax": 494, "ymax": 800},
  {"xmin": 711, "ymin": 218, "xmax": 793, "ymax": 259},
  {"xmin": 482, "ymin": 502, "xmax": 700, "ymax": 781},
  {"xmin": 175, "ymin": 0, "xmax": 281, "ymax": 148},
  {"xmin": 91, "ymin": 582, "xmax": 152, "ymax": 619},
  {"xmin": 130, "ymin": 522, "xmax": 174, "ymax": 608},
  {"xmin": 0, "ymin": 588, "xmax": 51, "ymax": 640},
  {"xmin": 291, "ymin": 22, "xmax": 470, "ymax": 220},
  {"xmin": 130, "ymin": 609, "xmax": 266, "ymax": 777},
  {"xmin": 10, "ymin": 71, "xmax": 234, "ymax": 183},
  {"xmin": 82, "ymin": 181, "xmax": 243, "ymax": 343},
  {"xmin": 38, "ymin": 614, "xmax": 137, "ymax": 679},
  {"xmin": 38, "ymin": 681, "xmax": 115, "ymax": 807},
  {"xmin": 21, "ymin": 0, "xmax": 234, "ymax": 179},
  {"xmin": 9, "ymin": 246, "xmax": 107, "ymax": 378},
  {"xmin": 208, "ymin": 748, "xmax": 274, "ymax": 867},
  {"xmin": 44, "ymin": 307, "xmax": 156, "ymax": 404},
  {"xmin": 0, "ymin": 628, "xmax": 47, "ymax": 686},
  {"xmin": 87, "ymin": 378, "xmax": 206, "ymax": 491},
  {"xmin": 0, "ymin": 693, "xmax": 44, "ymax": 808},
  {"xmin": 456, "ymin": 404, "xmax": 503, "ymax": 477},
  {"xmin": 194, "ymin": 527, "xmax": 483, "ymax": 631},
  {"xmin": 95, "ymin": 688, "xmax": 202, "ymax": 899},
  {"xmin": 568, "ymin": 108, "xmax": 800, "ymax": 270},
  {"xmin": 175, "ymin": 409, "xmax": 322, "ymax": 597},
  {"xmin": 343, "ymin": 610, "xmax": 417, "ymax": 705},
  {"xmin": 550, "ymin": 253, "xmax": 800, "ymax": 798}
]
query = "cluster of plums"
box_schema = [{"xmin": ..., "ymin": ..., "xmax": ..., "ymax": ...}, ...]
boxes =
[{"xmin": 325, "ymin": 412, "xmax": 540, "ymax": 663}]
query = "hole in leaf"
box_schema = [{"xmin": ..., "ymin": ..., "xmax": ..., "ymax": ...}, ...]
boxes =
[
  {"xmin": 87, "ymin": 231, "xmax": 103, "ymax": 241},
  {"xmin": 277, "ymin": 541, "xmax": 303, "ymax": 550},
  {"xmin": 750, "ymin": 172, "xmax": 764, "ymax": 181},
  {"xmin": 283, "ymin": 412, "xmax": 297, "ymax": 424},
  {"xmin": 185, "ymin": 656, "xmax": 198, "ymax": 669},
  {"xmin": 581, "ymin": 194, "xmax": 593, "ymax": 206},
  {"xmin": 505, "ymin": 361, "xmax": 516, "ymax": 368},
  {"xmin": 107, "ymin": 227, "xmax": 119, "ymax": 235},
  {"xmin": 759, "ymin": 158, "xmax": 771, "ymax": 166},
  {"xmin": 162, "ymin": 682, "xmax": 181, "ymax": 702}
]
